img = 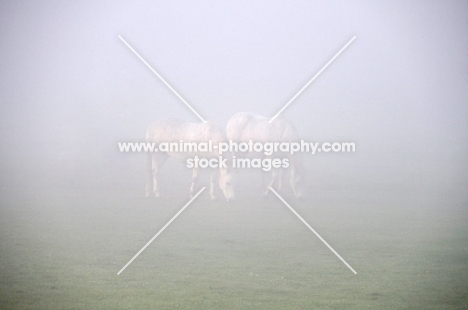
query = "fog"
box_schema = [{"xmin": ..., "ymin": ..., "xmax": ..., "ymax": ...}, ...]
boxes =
[
  {"xmin": 0, "ymin": 0, "xmax": 466, "ymax": 196},
  {"xmin": 0, "ymin": 1, "xmax": 467, "ymax": 307}
]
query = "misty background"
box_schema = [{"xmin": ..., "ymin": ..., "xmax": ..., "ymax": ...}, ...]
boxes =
[{"xmin": 0, "ymin": 0, "xmax": 467, "ymax": 205}]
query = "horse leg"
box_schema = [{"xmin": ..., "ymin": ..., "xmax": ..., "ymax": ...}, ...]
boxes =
[
  {"xmin": 189, "ymin": 167, "xmax": 200, "ymax": 198},
  {"xmin": 209, "ymin": 169, "xmax": 218, "ymax": 200},
  {"xmin": 261, "ymin": 169, "xmax": 267, "ymax": 193},
  {"xmin": 151, "ymin": 153, "xmax": 168, "ymax": 198},
  {"xmin": 263, "ymin": 169, "xmax": 279, "ymax": 198},
  {"xmin": 145, "ymin": 153, "xmax": 153, "ymax": 197},
  {"xmin": 290, "ymin": 168, "xmax": 303, "ymax": 199},
  {"xmin": 151, "ymin": 156, "xmax": 161, "ymax": 198},
  {"xmin": 277, "ymin": 169, "xmax": 283, "ymax": 191}
]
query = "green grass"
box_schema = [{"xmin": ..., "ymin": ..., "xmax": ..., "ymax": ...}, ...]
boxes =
[{"xmin": 0, "ymin": 185, "xmax": 467, "ymax": 309}]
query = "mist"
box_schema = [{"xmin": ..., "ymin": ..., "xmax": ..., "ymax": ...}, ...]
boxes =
[
  {"xmin": 1, "ymin": 1, "xmax": 467, "ymax": 193},
  {"xmin": 1, "ymin": 1, "xmax": 467, "ymax": 308}
]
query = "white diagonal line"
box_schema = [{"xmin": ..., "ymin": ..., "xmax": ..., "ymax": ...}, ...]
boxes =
[
  {"xmin": 118, "ymin": 35, "xmax": 207, "ymax": 123},
  {"xmin": 117, "ymin": 187, "xmax": 205, "ymax": 275},
  {"xmin": 269, "ymin": 36, "xmax": 356, "ymax": 123},
  {"xmin": 268, "ymin": 187, "xmax": 357, "ymax": 274}
]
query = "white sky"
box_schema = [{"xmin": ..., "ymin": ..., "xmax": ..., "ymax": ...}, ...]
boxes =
[{"xmin": 0, "ymin": 0, "xmax": 467, "ymax": 193}]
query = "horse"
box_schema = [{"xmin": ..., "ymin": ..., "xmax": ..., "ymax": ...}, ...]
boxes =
[
  {"xmin": 226, "ymin": 112, "xmax": 306, "ymax": 199},
  {"xmin": 145, "ymin": 118, "xmax": 234, "ymax": 201}
]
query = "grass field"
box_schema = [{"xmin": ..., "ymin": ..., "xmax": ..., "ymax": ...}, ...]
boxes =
[
  {"xmin": 0, "ymin": 175, "xmax": 467, "ymax": 309},
  {"xmin": 2, "ymin": 0, "xmax": 468, "ymax": 309}
]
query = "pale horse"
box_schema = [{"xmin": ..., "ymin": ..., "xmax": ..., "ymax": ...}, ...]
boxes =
[
  {"xmin": 226, "ymin": 112, "xmax": 306, "ymax": 199},
  {"xmin": 145, "ymin": 118, "xmax": 235, "ymax": 201}
]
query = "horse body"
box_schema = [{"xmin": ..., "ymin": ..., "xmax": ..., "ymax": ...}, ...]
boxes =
[
  {"xmin": 146, "ymin": 118, "xmax": 234, "ymax": 201},
  {"xmin": 226, "ymin": 112, "xmax": 306, "ymax": 198}
]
